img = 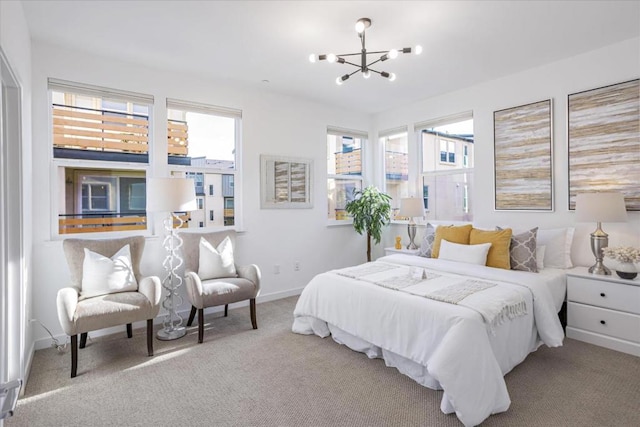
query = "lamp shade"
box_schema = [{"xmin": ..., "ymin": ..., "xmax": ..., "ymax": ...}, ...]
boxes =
[
  {"xmin": 575, "ymin": 192, "xmax": 628, "ymax": 223},
  {"xmin": 399, "ymin": 197, "xmax": 424, "ymax": 218},
  {"xmin": 146, "ymin": 178, "xmax": 197, "ymax": 212}
]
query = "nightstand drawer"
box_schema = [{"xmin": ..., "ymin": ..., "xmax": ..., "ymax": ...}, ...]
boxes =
[
  {"xmin": 567, "ymin": 276, "xmax": 640, "ymax": 315},
  {"xmin": 568, "ymin": 302, "xmax": 640, "ymax": 343}
]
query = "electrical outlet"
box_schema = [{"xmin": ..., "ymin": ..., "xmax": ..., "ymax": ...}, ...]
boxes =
[
  {"xmin": 294, "ymin": 261, "xmax": 300, "ymax": 271},
  {"xmin": 274, "ymin": 264, "xmax": 280, "ymax": 274}
]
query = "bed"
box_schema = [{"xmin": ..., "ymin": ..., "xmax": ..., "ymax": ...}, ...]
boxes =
[{"xmin": 292, "ymin": 253, "xmax": 566, "ymax": 427}]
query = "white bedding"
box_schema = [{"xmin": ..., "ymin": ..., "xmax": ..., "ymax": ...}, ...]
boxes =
[{"xmin": 292, "ymin": 254, "xmax": 566, "ymax": 427}]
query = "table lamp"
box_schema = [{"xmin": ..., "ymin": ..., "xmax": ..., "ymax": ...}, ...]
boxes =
[
  {"xmin": 575, "ymin": 192, "xmax": 628, "ymax": 275},
  {"xmin": 399, "ymin": 197, "xmax": 424, "ymax": 250},
  {"xmin": 147, "ymin": 177, "xmax": 197, "ymax": 340}
]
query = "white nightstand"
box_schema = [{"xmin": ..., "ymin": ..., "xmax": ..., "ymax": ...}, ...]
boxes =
[
  {"xmin": 384, "ymin": 247, "xmax": 420, "ymax": 256},
  {"xmin": 566, "ymin": 267, "xmax": 640, "ymax": 356}
]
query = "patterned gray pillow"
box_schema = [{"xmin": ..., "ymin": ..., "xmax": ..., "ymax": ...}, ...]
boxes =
[
  {"xmin": 498, "ymin": 227, "xmax": 538, "ymax": 273},
  {"xmin": 418, "ymin": 223, "xmax": 436, "ymax": 258}
]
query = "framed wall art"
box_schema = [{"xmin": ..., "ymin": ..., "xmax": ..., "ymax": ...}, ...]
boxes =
[
  {"xmin": 493, "ymin": 99, "xmax": 553, "ymax": 211},
  {"xmin": 260, "ymin": 155, "xmax": 313, "ymax": 209},
  {"xmin": 568, "ymin": 79, "xmax": 640, "ymax": 210}
]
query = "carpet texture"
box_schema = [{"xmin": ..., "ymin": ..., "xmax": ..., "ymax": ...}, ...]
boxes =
[{"xmin": 7, "ymin": 296, "xmax": 640, "ymax": 426}]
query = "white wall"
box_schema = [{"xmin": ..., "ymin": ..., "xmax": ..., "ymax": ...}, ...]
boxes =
[
  {"xmin": 30, "ymin": 42, "xmax": 371, "ymax": 348},
  {"xmin": 374, "ymin": 37, "xmax": 640, "ymax": 266},
  {"xmin": 0, "ymin": 0, "xmax": 33, "ymax": 394}
]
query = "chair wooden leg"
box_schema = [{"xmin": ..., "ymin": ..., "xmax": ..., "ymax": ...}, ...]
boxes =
[
  {"xmin": 147, "ymin": 319, "xmax": 153, "ymax": 357},
  {"xmin": 198, "ymin": 308, "xmax": 204, "ymax": 344},
  {"xmin": 187, "ymin": 306, "xmax": 197, "ymax": 327},
  {"xmin": 250, "ymin": 298, "xmax": 257, "ymax": 330},
  {"xmin": 224, "ymin": 304, "xmax": 228, "ymax": 317},
  {"xmin": 71, "ymin": 335, "xmax": 78, "ymax": 378},
  {"xmin": 79, "ymin": 332, "xmax": 87, "ymax": 349},
  {"xmin": 126, "ymin": 323, "xmax": 133, "ymax": 338}
]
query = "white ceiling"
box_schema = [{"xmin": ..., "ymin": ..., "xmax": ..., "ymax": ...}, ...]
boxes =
[{"xmin": 21, "ymin": 1, "xmax": 640, "ymax": 114}]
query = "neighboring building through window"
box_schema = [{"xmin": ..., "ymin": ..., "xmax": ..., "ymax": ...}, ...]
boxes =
[
  {"xmin": 418, "ymin": 115, "xmax": 474, "ymax": 221},
  {"xmin": 380, "ymin": 129, "xmax": 409, "ymax": 220},
  {"xmin": 327, "ymin": 127, "xmax": 366, "ymax": 221},
  {"xmin": 167, "ymin": 99, "xmax": 240, "ymax": 229},
  {"xmin": 49, "ymin": 79, "xmax": 153, "ymax": 235}
]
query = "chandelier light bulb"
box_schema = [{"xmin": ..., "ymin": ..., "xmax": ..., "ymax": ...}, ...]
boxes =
[
  {"xmin": 309, "ymin": 54, "xmax": 316, "ymax": 63},
  {"xmin": 355, "ymin": 21, "xmax": 365, "ymax": 33},
  {"xmin": 336, "ymin": 76, "xmax": 343, "ymax": 85},
  {"xmin": 414, "ymin": 45, "xmax": 423, "ymax": 55},
  {"xmin": 327, "ymin": 53, "xmax": 337, "ymax": 63},
  {"xmin": 388, "ymin": 49, "xmax": 398, "ymax": 59},
  {"xmin": 363, "ymin": 70, "xmax": 371, "ymax": 79},
  {"xmin": 388, "ymin": 73, "xmax": 396, "ymax": 82}
]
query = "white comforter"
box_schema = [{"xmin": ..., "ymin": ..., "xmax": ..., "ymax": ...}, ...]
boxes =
[{"xmin": 292, "ymin": 254, "xmax": 565, "ymax": 427}]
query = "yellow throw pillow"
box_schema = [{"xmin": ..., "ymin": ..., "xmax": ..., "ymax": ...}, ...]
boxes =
[
  {"xmin": 432, "ymin": 224, "xmax": 473, "ymax": 258},
  {"xmin": 470, "ymin": 228, "xmax": 513, "ymax": 269}
]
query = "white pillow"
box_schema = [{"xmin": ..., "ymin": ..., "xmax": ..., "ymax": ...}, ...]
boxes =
[
  {"xmin": 438, "ymin": 239, "xmax": 492, "ymax": 266},
  {"xmin": 537, "ymin": 228, "xmax": 575, "ymax": 269},
  {"xmin": 536, "ymin": 245, "xmax": 546, "ymax": 271},
  {"xmin": 81, "ymin": 244, "xmax": 138, "ymax": 299},
  {"xmin": 198, "ymin": 236, "xmax": 237, "ymax": 280}
]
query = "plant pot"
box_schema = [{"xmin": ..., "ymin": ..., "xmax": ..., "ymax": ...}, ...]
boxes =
[{"xmin": 615, "ymin": 263, "xmax": 638, "ymax": 280}]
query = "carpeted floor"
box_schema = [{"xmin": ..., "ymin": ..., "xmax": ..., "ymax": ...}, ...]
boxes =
[{"xmin": 7, "ymin": 296, "xmax": 640, "ymax": 426}]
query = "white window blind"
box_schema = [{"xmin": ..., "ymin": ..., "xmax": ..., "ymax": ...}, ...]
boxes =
[
  {"xmin": 327, "ymin": 126, "xmax": 368, "ymax": 140},
  {"xmin": 48, "ymin": 78, "xmax": 154, "ymax": 105},
  {"xmin": 167, "ymin": 98, "xmax": 241, "ymax": 119}
]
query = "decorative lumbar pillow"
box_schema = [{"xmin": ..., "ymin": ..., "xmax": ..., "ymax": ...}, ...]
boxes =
[
  {"xmin": 417, "ymin": 223, "xmax": 436, "ymax": 258},
  {"xmin": 470, "ymin": 227, "xmax": 512, "ymax": 269},
  {"xmin": 81, "ymin": 244, "xmax": 138, "ymax": 299},
  {"xmin": 537, "ymin": 228, "xmax": 575, "ymax": 269},
  {"xmin": 438, "ymin": 239, "xmax": 492, "ymax": 266},
  {"xmin": 432, "ymin": 224, "xmax": 473, "ymax": 258},
  {"xmin": 497, "ymin": 226, "xmax": 538, "ymax": 272},
  {"xmin": 198, "ymin": 236, "xmax": 237, "ymax": 280}
]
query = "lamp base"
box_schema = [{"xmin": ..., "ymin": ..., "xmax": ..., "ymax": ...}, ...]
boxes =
[
  {"xmin": 156, "ymin": 325, "xmax": 186, "ymax": 341},
  {"xmin": 588, "ymin": 262, "xmax": 611, "ymax": 275},
  {"xmin": 406, "ymin": 223, "xmax": 418, "ymax": 250},
  {"xmin": 588, "ymin": 227, "xmax": 611, "ymax": 275}
]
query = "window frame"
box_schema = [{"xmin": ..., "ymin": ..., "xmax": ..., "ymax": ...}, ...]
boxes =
[
  {"xmin": 166, "ymin": 98, "xmax": 242, "ymax": 231},
  {"xmin": 326, "ymin": 126, "xmax": 367, "ymax": 225},
  {"xmin": 48, "ymin": 79, "xmax": 154, "ymax": 239},
  {"xmin": 379, "ymin": 127, "xmax": 409, "ymax": 221}
]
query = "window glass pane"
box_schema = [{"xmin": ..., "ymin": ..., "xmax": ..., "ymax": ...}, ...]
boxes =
[
  {"xmin": 327, "ymin": 134, "xmax": 362, "ymax": 176},
  {"xmin": 171, "ymin": 171, "xmax": 234, "ymax": 228},
  {"xmin": 59, "ymin": 168, "xmax": 146, "ymax": 234},
  {"xmin": 167, "ymin": 109, "xmax": 236, "ymax": 169},
  {"xmin": 382, "ymin": 132, "xmax": 409, "ymax": 219},
  {"xmin": 328, "ymin": 178, "xmax": 362, "ymax": 220},
  {"xmin": 420, "ymin": 117, "xmax": 473, "ymax": 221},
  {"xmin": 52, "ymin": 90, "xmax": 150, "ymax": 164}
]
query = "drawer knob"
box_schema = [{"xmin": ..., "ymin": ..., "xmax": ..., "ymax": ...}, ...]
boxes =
[
  {"xmin": 600, "ymin": 320, "xmax": 606, "ymax": 325},
  {"xmin": 600, "ymin": 292, "xmax": 606, "ymax": 297}
]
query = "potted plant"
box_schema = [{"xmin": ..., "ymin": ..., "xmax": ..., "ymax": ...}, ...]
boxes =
[{"xmin": 345, "ymin": 185, "xmax": 392, "ymax": 262}]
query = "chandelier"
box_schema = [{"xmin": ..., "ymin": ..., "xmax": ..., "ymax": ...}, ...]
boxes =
[{"xmin": 309, "ymin": 18, "xmax": 422, "ymax": 85}]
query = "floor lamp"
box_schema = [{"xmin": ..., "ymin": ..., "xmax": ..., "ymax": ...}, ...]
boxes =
[
  {"xmin": 147, "ymin": 178, "xmax": 197, "ymax": 340},
  {"xmin": 399, "ymin": 197, "xmax": 425, "ymax": 250},
  {"xmin": 575, "ymin": 192, "xmax": 628, "ymax": 275}
]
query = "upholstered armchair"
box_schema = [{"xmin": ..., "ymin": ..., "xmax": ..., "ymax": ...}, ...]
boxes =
[
  {"xmin": 180, "ymin": 230, "xmax": 261, "ymax": 343},
  {"xmin": 57, "ymin": 236, "xmax": 161, "ymax": 378}
]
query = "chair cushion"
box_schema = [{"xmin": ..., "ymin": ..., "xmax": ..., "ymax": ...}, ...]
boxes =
[
  {"xmin": 80, "ymin": 244, "xmax": 138, "ymax": 299},
  {"xmin": 200, "ymin": 277, "xmax": 258, "ymax": 308},
  {"xmin": 198, "ymin": 236, "xmax": 237, "ymax": 280},
  {"xmin": 73, "ymin": 292, "xmax": 155, "ymax": 335}
]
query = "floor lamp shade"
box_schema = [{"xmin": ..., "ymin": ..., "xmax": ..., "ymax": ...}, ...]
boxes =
[
  {"xmin": 147, "ymin": 178, "xmax": 197, "ymax": 213},
  {"xmin": 399, "ymin": 197, "xmax": 424, "ymax": 250},
  {"xmin": 575, "ymin": 192, "xmax": 628, "ymax": 275}
]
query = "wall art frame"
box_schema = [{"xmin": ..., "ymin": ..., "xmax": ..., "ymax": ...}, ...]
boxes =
[
  {"xmin": 493, "ymin": 99, "xmax": 553, "ymax": 211},
  {"xmin": 568, "ymin": 79, "xmax": 640, "ymax": 210},
  {"xmin": 260, "ymin": 155, "xmax": 313, "ymax": 209}
]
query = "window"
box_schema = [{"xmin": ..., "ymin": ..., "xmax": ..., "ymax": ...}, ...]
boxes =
[
  {"xmin": 380, "ymin": 128, "xmax": 409, "ymax": 220},
  {"xmin": 327, "ymin": 127, "xmax": 367, "ymax": 221},
  {"xmin": 167, "ymin": 99, "xmax": 241, "ymax": 229},
  {"xmin": 49, "ymin": 79, "xmax": 153, "ymax": 235},
  {"xmin": 417, "ymin": 114, "xmax": 474, "ymax": 221}
]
